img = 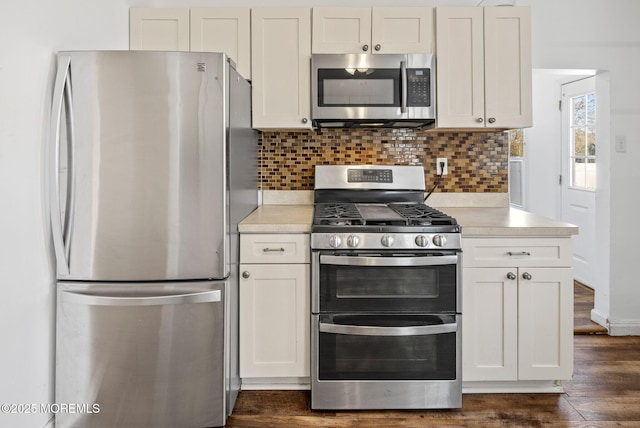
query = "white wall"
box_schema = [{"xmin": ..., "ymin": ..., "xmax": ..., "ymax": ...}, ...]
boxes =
[
  {"xmin": 1, "ymin": 1, "xmax": 639, "ymax": 427},
  {"xmin": 519, "ymin": 0, "xmax": 640, "ymax": 334},
  {"xmin": 0, "ymin": 2, "xmax": 129, "ymax": 427}
]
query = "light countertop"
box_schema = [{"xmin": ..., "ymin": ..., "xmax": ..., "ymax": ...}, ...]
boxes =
[
  {"xmin": 238, "ymin": 205, "xmax": 314, "ymax": 233},
  {"xmin": 239, "ymin": 204, "xmax": 578, "ymax": 237},
  {"xmin": 440, "ymin": 207, "xmax": 578, "ymax": 237}
]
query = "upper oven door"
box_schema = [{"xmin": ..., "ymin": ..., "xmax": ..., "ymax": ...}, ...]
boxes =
[
  {"xmin": 313, "ymin": 251, "xmax": 459, "ymax": 314},
  {"xmin": 311, "ymin": 54, "xmax": 435, "ymax": 121}
]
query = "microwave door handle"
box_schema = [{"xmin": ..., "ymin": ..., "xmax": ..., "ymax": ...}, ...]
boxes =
[
  {"xmin": 319, "ymin": 321, "xmax": 457, "ymax": 337},
  {"xmin": 400, "ymin": 60, "xmax": 407, "ymax": 114}
]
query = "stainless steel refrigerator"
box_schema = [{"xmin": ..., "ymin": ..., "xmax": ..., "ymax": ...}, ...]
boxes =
[{"xmin": 47, "ymin": 51, "xmax": 258, "ymax": 428}]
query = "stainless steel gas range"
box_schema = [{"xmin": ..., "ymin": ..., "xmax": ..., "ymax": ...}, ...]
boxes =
[{"xmin": 310, "ymin": 165, "xmax": 462, "ymax": 410}]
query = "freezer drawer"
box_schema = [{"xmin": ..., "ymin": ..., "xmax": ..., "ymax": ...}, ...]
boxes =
[{"xmin": 55, "ymin": 281, "xmax": 226, "ymax": 428}]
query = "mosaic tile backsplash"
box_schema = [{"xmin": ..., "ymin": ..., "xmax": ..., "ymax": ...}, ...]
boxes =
[{"xmin": 259, "ymin": 129, "xmax": 508, "ymax": 192}]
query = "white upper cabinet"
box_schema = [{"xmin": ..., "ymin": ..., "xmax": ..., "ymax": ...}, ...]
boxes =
[
  {"xmin": 436, "ymin": 7, "xmax": 532, "ymax": 129},
  {"xmin": 129, "ymin": 8, "xmax": 190, "ymax": 51},
  {"xmin": 251, "ymin": 7, "xmax": 312, "ymax": 129},
  {"xmin": 312, "ymin": 7, "xmax": 434, "ymax": 54},
  {"xmin": 129, "ymin": 8, "xmax": 250, "ymax": 79},
  {"xmin": 483, "ymin": 7, "xmax": 532, "ymax": 129},
  {"xmin": 190, "ymin": 8, "xmax": 251, "ymax": 80}
]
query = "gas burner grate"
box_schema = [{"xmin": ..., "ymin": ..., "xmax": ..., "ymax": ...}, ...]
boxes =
[
  {"xmin": 314, "ymin": 203, "xmax": 364, "ymax": 225},
  {"xmin": 389, "ymin": 204, "xmax": 458, "ymax": 226}
]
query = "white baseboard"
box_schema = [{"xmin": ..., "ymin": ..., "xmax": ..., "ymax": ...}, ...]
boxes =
[
  {"xmin": 590, "ymin": 308, "xmax": 609, "ymax": 331},
  {"xmin": 608, "ymin": 319, "xmax": 640, "ymax": 336},
  {"xmin": 241, "ymin": 377, "xmax": 310, "ymax": 390},
  {"xmin": 462, "ymin": 380, "xmax": 564, "ymax": 394}
]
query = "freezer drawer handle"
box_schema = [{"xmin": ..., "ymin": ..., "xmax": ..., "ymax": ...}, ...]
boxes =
[
  {"xmin": 60, "ymin": 289, "xmax": 222, "ymax": 306},
  {"xmin": 319, "ymin": 321, "xmax": 457, "ymax": 337}
]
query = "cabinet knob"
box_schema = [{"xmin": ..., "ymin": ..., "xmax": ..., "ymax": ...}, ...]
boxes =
[
  {"xmin": 476, "ymin": 118, "xmax": 484, "ymax": 123},
  {"xmin": 506, "ymin": 272, "xmax": 516, "ymax": 280},
  {"xmin": 522, "ymin": 272, "xmax": 532, "ymax": 280},
  {"xmin": 374, "ymin": 44, "xmax": 381, "ymax": 51},
  {"xmin": 488, "ymin": 117, "xmax": 496, "ymax": 124},
  {"xmin": 302, "ymin": 117, "xmax": 308, "ymax": 124},
  {"xmin": 362, "ymin": 44, "xmax": 369, "ymax": 51},
  {"xmin": 242, "ymin": 271, "xmax": 250, "ymax": 279}
]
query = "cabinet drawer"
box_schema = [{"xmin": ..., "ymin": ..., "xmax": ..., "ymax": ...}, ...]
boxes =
[
  {"xmin": 463, "ymin": 238, "xmax": 572, "ymax": 268},
  {"xmin": 241, "ymin": 234, "xmax": 310, "ymax": 264}
]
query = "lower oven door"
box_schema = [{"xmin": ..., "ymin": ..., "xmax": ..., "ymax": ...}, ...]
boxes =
[{"xmin": 311, "ymin": 313, "xmax": 461, "ymax": 410}]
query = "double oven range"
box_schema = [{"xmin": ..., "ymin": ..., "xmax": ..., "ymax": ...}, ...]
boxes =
[{"xmin": 310, "ymin": 165, "xmax": 462, "ymax": 410}]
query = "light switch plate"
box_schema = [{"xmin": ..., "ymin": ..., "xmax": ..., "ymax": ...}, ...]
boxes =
[{"xmin": 615, "ymin": 135, "xmax": 627, "ymax": 153}]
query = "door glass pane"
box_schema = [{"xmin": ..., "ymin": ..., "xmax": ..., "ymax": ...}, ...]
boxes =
[
  {"xmin": 587, "ymin": 93, "xmax": 596, "ymax": 125},
  {"xmin": 572, "ymin": 95, "xmax": 586, "ymax": 126},
  {"xmin": 569, "ymin": 91, "xmax": 596, "ymax": 190},
  {"xmin": 573, "ymin": 128, "xmax": 586, "ymax": 156},
  {"xmin": 586, "ymin": 126, "xmax": 596, "ymax": 156},
  {"xmin": 573, "ymin": 159, "xmax": 586, "ymax": 188}
]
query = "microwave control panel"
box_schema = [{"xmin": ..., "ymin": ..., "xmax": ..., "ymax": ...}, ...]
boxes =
[{"xmin": 407, "ymin": 69, "xmax": 431, "ymax": 107}]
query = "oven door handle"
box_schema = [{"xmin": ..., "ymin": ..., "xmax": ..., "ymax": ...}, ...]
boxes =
[
  {"xmin": 318, "ymin": 321, "xmax": 457, "ymax": 337},
  {"xmin": 319, "ymin": 254, "xmax": 458, "ymax": 267}
]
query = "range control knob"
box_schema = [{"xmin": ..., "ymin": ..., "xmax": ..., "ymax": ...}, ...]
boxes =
[
  {"xmin": 328, "ymin": 235, "xmax": 342, "ymax": 248},
  {"xmin": 432, "ymin": 234, "xmax": 447, "ymax": 247},
  {"xmin": 415, "ymin": 235, "xmax": 430, "ymax": 247},
  {"xmin": 346, "ymin": 235, "xmax": 360, "ymax": 248},
  {"xmin": 381, "ymin": 234, "xmax": 394, "ymax": 247}
]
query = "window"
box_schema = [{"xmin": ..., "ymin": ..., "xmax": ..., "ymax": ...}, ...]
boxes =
[{"xmin": 569, "ymin": 92, "xmax": 596, "ymax": 190}]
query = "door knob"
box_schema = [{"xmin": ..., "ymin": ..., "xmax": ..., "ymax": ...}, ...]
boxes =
[
  {"xmin": 242, "ymin": 271, "xmax": 250, "ymax": 279},
  {"xmin": 506, "ymin": 272, "xmax": 516, "ymax": 280},
  {"xmin": 476, "ymin": 118, "xmax": 484, "ymax": 123},
  {"xmin": 362, "ymin": 44, "xmax": 369, "ymax": 51},
  {"xmin": 374, "ymin": 44, "xmax": 381, "ymax": 51},
  {"xmin": 488, "ymin": 117, "xmax": 496, "ymax": 124},
  {"xmin": 522, "ymin": 272, "xmax": 532, "ymax": 280},
  {"xmin": 302, "ymin": 118, "xmax": 308, "ymax": 124}
]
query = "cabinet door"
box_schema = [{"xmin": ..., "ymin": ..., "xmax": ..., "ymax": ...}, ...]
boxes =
[
  {"xmin": 518, "ymin": 267, "xmax": 573, "ymax": 380},
  {"xmin": 129, "ymin": 8, "xmax": 190, "ymax": 51},
  {"xmin": 484, "ymin": 6, "xmax": 532, "ymax": 128},
  {"xmin": 251, "ymin": 8, "xmax": 312, "ymax": 129},
  {"xmin": 190, "ymin": 8, "xmax": 251, "ymax": 80},
  {"xmin": 435, "ymin": 7, "xmax": 485, "ymax": 128},
  {"xmin": 463, "ymin": 268, "xmax": 518, "ymax": 381},
  {"xmin": 239, "ymin": 264, "xmax": 310, "ymax": 378},
  {"xmin": 371, "ymin": 7, "xmax": 434, "ymax": 54},
  {"xmin": 312, "ymin": 7, "xmax": 371, "ymax": 54}
]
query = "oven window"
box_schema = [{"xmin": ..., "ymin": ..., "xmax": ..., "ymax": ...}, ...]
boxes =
[
  {"xmin": 318, "ymin": 314, "xmax": 458, "ymax": 381},
  {"xmin": 317, "ymin": 69, "xmax": 400, "ymax": 107},
  {"xmin": 319, "ymin": 257, "xmax": 457, "ymax": 313}
]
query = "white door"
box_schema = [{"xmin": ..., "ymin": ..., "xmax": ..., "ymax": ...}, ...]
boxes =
[{"xmin": 561, "ymin": 77, "xmax": 597, "ymax": 288}]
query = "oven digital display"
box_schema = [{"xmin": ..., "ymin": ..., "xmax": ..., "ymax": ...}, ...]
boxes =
[{"xmin": 347, "ymin": 169, "xmax": 393, "ymax": 183}]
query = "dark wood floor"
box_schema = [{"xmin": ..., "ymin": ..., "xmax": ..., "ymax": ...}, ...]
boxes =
[
  {"xmin": 574, "ymin": 281, "xmax": 608, "ymax": 334},
  {"xmin": 227, "ymin": 283, "xmax": 640, "ymax": 427}
]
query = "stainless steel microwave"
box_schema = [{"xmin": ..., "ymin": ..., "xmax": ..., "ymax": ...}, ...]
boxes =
[{"xmin": 311, "ymin": 53, "xmax": 435, "ymax": 129}]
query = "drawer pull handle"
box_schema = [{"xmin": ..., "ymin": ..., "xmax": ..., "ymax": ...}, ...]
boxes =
[
  {"xmin": 263, "ymin": 247, "xmax": 285, "ymax": 253},
  {"xmin": 507, "ymin": 251, "xmax": 531, "ymax": 256}
]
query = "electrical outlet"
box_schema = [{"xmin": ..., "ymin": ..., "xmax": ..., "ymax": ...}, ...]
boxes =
[{"xmin": 437, "ymin": 158, "xmax": 448, "ymax": 175}]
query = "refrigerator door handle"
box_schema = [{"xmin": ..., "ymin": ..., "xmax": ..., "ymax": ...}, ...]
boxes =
[
  {"xmin": 49, "ymin": 54, "xmax": 74, "ymax": 276},
  {"xmin": 60, "ymin": 289, "xmax": 222, "ymax": 306}
]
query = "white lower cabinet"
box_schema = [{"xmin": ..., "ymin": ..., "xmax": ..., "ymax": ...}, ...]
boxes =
[
  {"xmin": 239, "ymin": 234, "xmax": 310, "ymax": 383},
  {"xmin": 462, "ymin": 238, "xmax": 574, "ymax": 384}
]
